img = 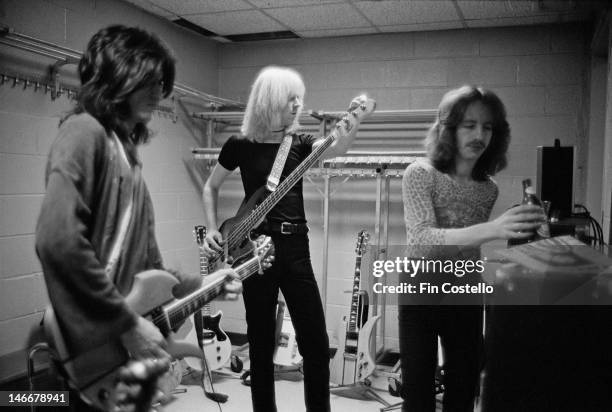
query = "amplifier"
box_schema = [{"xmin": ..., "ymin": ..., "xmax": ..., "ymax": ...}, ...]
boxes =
[{"xmin": 536, "ymin": 140, "xmax": 574, "ymax": 219}]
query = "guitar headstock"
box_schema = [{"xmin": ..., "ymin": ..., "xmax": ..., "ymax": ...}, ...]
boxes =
[
  {"xmin": 333, "ymin": 95, "xmax": 376, "ymax": 137},
  {"xmin": 347, "ymin": 95, "xmax": 376, "ymax": 119},
  {"xmin": 253, "ymin": 235, "xmax": 275, "ymax": 273},
  {"xmin": 355, "ymin": 230, "xmax": 370, "ymax": 256},
  {"xmin": 194, "ymin": 225, "xmax": 207, "ymax": 248}
]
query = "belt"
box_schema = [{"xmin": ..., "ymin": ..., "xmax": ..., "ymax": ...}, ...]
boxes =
[{"xmin": 258, "ymin": 221, "xmax": 309, "ymax": 235}]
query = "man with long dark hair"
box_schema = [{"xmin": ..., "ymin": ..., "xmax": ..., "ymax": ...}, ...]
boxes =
[
  {"xmin": 400, "ymin": 85, "xmax": 545, "ymax": 411},
  {"xmin": 35, "ymin": 25, "xmax": 241, "ymax": 384}
]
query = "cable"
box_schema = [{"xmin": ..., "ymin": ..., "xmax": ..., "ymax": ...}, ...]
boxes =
[
  {"xmin": 573, "ymin": 204, "xmax": 606, "ymax": 247},
  {"xmin": 194, "ymin": 311, "xmax": 227, "ymax": 411},
  {"xmin": 201, "ymin": 353, "xmax": 225, "ymax": 412}
]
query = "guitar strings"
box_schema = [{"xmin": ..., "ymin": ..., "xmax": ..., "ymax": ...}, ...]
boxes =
[
  {"xmin": 225, "ymin": 117, "xmax": 342, "ymax": 249},
  {"xmin": 231, "ymin": 135, "xmax": 334, "ymax": 243},
  {"xmin": 150, "ymin": 259, "xmax": 262, "ymax": 328},
  {"xmin": 212, "ymin": 105, "xmax": 363, "ymax": 264}
]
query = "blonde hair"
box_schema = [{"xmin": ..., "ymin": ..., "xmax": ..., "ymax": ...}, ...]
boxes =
[{"xmin": 240, "ymin": 66, "xmax": 305, "ymax": 140}]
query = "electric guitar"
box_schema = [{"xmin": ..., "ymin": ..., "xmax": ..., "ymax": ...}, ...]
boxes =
[
  {"xmin": 272, "ymin": 296, "xmax": 302, "ymax": 367},
  {"xmin": 207, "ymin": 95, "xmax": 376, "ymax": 272},
  {"xmin": 43, "ymin": 236, "xmax": 274, "ymax": 411},
  {"xmin": 330, "ymin": 230, "xmax": 380, "ymax": 385},
  {"xmin": 181, "ymin": 225, "xmax": 232, "ymax": 372}
]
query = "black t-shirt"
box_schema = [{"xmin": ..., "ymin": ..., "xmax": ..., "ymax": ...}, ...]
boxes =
[{"xmin": 218, "ymin": 134, "xmax": 317, "ymax": 223}]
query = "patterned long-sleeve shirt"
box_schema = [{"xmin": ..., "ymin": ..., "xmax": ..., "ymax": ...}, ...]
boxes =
[{"xmin": 402, "ymin": 159, "xmax": 498, "ymax": 249}]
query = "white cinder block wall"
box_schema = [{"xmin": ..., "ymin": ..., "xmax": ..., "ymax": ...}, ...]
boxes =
[
  {"xmin": 216, "ymin": 23, "xmax": 598, "ymax": 351},
  {"xmin": 0, "ymin": 0, "xmax": 219, "ymax": 382}
]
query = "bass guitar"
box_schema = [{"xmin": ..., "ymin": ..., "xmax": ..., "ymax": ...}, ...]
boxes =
[
  {"xmin": 330, "ymin": 230, "xmax": 380, "ymax": 385},
  {"xmin": 208, "ymin": 95, "xmax": 376, "ymax": 272},
  {"xmin": 43, "ymin": 235, "xmax": 274, "ymax": 411},
  {"xmin": 181, "ymin": 225, "xmax": 232, "ymax": 371}
]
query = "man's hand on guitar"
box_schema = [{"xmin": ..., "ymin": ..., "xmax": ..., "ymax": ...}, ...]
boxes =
[
  {"xmin": 348, "ymin": 94, "xmax": 369, "ymax": 112},
  {"xmin": 120, "ymin": 317, "xmax": 170, "ymax": 362},
  {"xmin": 114, "ymin": 358, "xmax": 170, "ymax": 412},
  {"xmin": 203, "ymin": 229, "xmax": 224, "ymax": 257}
]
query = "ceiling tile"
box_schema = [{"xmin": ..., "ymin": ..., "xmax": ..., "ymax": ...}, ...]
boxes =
[
  {"xmin": 122, "ymin": 0, "xmax": 176, "ymax": 18},
  {"xmin": 150, "ymin": 0, "xmax": 253, "ymax": 15},
  {"xmin": 185, "ymin": 10, "xmax": 287, "ymax": 35},
  {"xmin": 297, "ymin": 27, "xmax": 378, "ymax": 38},
  {"xmin": 457, "ymin": 0, "xmax": 539, "ymax": 20},
  {"xmin": 378, "ymin": 21, "xmax": 464, "ymax": 33},
  {"xmin": 265, "ymin": 3, "xmax": 371, "ymax": 31},
  {"xmin": 250, "ymin": 0, "xmax": 343, "ymax": 7},
  {"xmin": 354, "ymin": 0, "xmax": 460, "ymax": 26}
]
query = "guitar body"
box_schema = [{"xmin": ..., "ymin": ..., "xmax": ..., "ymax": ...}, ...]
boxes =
[
  {"xmin": 215, "ymin": 186, "xmax": 270, "ymax": 270},
  {"xmin": 202, "ymin": 312, "xmax": 232, "ymax": 369},
  {"xmin": 43, "ymin": 237, "xmax": 274, "ymax": 411},
  {"xmin": 43, "ymin": 271, "xmax": 195, "ymax": 411},
  {"xmin": 182, "ymin": 311, "xmax": 232, "ymax": 371},
  {"xmin": 273, "ymin": 300, "xmax": 302, "ymax": 366},
  {"xmin": 330, "ymin": 315, "xmax": 380, "ymax": 385},
  {"xmin": 355, "ymin": 314, "xmax": 380, "ymax": 382}
]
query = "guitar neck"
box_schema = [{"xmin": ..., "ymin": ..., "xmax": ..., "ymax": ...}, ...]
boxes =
[
  {"xmin": 161, "ymin": 256, "xmax": 261, "ymax": 331},
  {"xmin": 347, "ymin": 254, "xmax": 363, "ymax": 333},
  {"xmin": 227, "ymin": 132, "xmax": 337, "ymax": 248},
  {"xmin": 199, "ymin": 249, "xmax": 211, "ymax": 316}
]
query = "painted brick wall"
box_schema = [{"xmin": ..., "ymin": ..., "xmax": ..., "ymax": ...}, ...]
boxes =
[
  {"xmin": 0, "ymin": 0, "xmax": 219, "ymax": 381},
  {"xmin": 217, "ymin": 23, "xmax": 596, "ymax": 350}
]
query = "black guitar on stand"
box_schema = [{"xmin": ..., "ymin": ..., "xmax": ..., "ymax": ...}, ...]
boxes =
[{"xmin": 330, "ymin": 230, "xmax": 389, "ymax": 407}]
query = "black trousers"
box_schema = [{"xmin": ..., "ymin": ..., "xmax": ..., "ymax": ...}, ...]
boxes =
[
  {"xmin": 243, "ymin": 233, "xmax": 330, "ymax": 412},
  {"xmin": 398, "ymin": 305, "xmax": 483, "ymax": 412}
]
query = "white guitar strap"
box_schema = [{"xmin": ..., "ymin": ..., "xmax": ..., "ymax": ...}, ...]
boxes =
[
  {"xmin": 266, "ymin": 135, "xmax": 293, "ymax": 192},
  {"xmin": 105, "ymin": 132, "xmax": 134, "ymax": 281}
]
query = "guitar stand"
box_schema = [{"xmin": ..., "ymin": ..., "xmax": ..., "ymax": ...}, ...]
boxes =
[
  {"xmin": 330, "ymin": 379, "xmax": 391, "ymax": 408},
  {"xmin": 199, "ymin": 356, "xmax": 229, "ymax": 403},
  {"xmin": 193, "ymin": 313, "xmax": 229, "ymax": 404}
]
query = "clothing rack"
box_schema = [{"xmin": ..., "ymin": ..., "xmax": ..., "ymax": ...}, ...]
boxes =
[{"xmin": 0, "ymin": 27, "xmax": 244, "ymax": 109}]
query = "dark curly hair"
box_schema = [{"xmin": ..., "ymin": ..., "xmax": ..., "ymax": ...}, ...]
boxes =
[
  {"xmin": 69, "ymin": 25, "xmax": 175, "ymax": 144},
  {"xmin": 425, "ymin": 85, "xmax": 510, "ymax": 181}
]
